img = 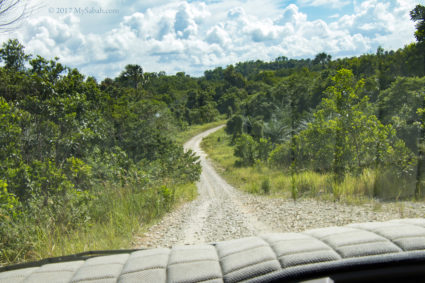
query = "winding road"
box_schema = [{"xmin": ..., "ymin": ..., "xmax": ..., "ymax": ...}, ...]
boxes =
[
  {"xmin": 181, "ymin": 125, "xmax": 272, "ymax": 243},
  {"xmin": 134, "ymin": 125, "xmax": 425, "ymax": 248},
  {"xmin": 135, "ymin": 125, "xmax": 272, "ymax": 247}
]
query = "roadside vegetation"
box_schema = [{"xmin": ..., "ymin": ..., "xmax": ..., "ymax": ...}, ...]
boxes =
[
  {"xmin": 0, "ymin": 40, "xmax": 224, "ymax": 265},
  {"xmin": 202, "ymin": 128, "xmax": 410, "ymax": 203},
  {"xmin": 2, "ymin": 120, "xmax": 222, "ymax": 265},
  {"xmin": 202, "ymin": 5, "xmax": 425, "ymax": 203},
  {"xmin": 1, "ymin": 3, "xmax": 424, "ymax": 266}
]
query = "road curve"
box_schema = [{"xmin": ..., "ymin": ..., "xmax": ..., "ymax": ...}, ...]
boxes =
[{"xmin": 135, "ymin": 125, "xmax": 272, "ymax": 247}]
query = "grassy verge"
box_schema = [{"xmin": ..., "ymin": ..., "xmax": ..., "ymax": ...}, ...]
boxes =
[
  {"xmin": 201, "ymin": 128, "xmax": 417, "ymax": 203},
  {"xmin": 3, "ymin": 121, "xmax": 226, "ymax": 266},
  {"xmin": 31, "ymin": 183, "xmax": 196, "ymax": 261},
  {"xmin": 2, "ymin": 182, "xmax": 196, "ymax": 265},
  {"xmin": 174, "ymin": 119, "xmax": 227, "ymax": 145}
]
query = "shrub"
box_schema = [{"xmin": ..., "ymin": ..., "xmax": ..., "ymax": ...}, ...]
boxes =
[
  {"xmin": 0, "ymin": 180, "xmax": 20, "ymax": 220},
  {"xmin": 268, "ymin": 143, "xmax": 291, "ymax": 168},
  {"xmin": 261, "ymin": 178, "xmax": 271, "ymax": 194},
  {"xmin": 257, "ymin": 138, "xmax": 272, "ymax": 161},
  {"xmin": 234, "ymin": 134, "xmax": 257, "ymax": 166},
  {"xmin": 63, "ymin": 157, "xmax": 93, "ymax": 191}
]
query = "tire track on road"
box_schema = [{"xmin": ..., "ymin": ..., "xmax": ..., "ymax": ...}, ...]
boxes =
[{"xmin": 135, "ymin": 125, "xmax": 272, "ymax": 247}]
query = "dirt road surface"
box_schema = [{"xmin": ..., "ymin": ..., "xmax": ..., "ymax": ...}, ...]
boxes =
[{"xmin": 134, "ymin": 126, "xmax": 425, "ymax": 248}]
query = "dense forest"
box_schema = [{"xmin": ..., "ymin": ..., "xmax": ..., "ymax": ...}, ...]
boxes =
[{"xmin": 1, "ymin": 4, "xmax": 424, "ymax": 265}]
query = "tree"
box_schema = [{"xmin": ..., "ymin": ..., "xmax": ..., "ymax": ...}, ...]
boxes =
[
  {"xmin": 411, "ymin": 5, "xmax": 425, "ymax": 43},
  {"xmin": 116, "ymin": 64, "xmax": 145, "ymax": 89},
  {"xmin": 297, "ymin": 69, "xmax": 414, "ymax": 180},
  {"xmin": 226, "ymin": 115, "xmax": 244, "ymax": 141},
  {"xmin": 0, "ymin": 97, "xmax": 21, "ymax": 170},
  {"xmin": 410, "ymin": 4, "xmax": 425, "ymax": 76},
  {"xmin": 223, "ymin": 65, "xmax": 246, "ymax": 88},
  {"xmin": 0, "ymin": 39, "xmax": 30, "ymax": 71},
  {"xmin": 410, "ymin": 4, "xmax": 425, "ymax": 198},
  {"xmin": 217, "ymin": 87, "xmax": 245, "ymax": 115},
  {"xmin": 234, "ymin": 134, "xmax": 257, "ymax": 166},
  {"xmin": 29, "ymin": 55, "xmax": 65, "ymax": 84},
  {"xmin": 377, "ymin": 77, "xmax": 425, "ymax": 151},
  {"xmin": 313, "ymin": 52, "xmax": 332, "ymax": 69},
  {"xmin": 251, "ymin": 120, "xmax": 264, "ymax": 139}
]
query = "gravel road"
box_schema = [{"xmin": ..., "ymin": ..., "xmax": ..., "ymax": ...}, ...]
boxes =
[{"xmin": 134, "ymin": 126, "xmax": 425, "ymax": 248}]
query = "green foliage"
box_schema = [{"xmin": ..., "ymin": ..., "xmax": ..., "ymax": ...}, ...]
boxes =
[
  {"xmin": 28, "ymin": 160, "xmax": 74, "ymax": 198},
  {"xmin": 224, "ymin": 65, "xmax": 246, "ymax": 88},
  {"xmin": 0, "ymin": 39, "xmax": 30, "ymax": 71},
  {"xmin": 217, "ymin": 87, "xmax": 246, "ymax": 115},
  {"xmin": 254, "ymin": 71, "xmax": 277, "ymax": 85},
  {"xmin": 0, "ymin": 40, "xmax": 205, "ymax": 265},
  {"xmin": 378, "ymin": 77, "xmax": 425, "ymax": 152},
  {"xmin": 411, "ymin": 5, "xmax": 425, "ymax": 43},
  {"xmin": 0, "ymin": 180, "xmax": 20, "ymax": 220},
  {"xmin": 158, "ymin": 186, "xmax": 173, "ymax": 212},
  {"xmin": 290, "ymin": 173, "xmax": 297, "ymax": 201},
  {"xmin": 295, "ymin": 69, "xmax": 415, "ymax": 179},
  {"xmin": 226, "ymin": 114, "xmax": 244, "ymax": 140},
  {"xmin": 63, "ymin": 157, "xmax": 92, "ymax": 191},
  {"xmin": 116, "ymin": 64, "xmax": 145, "ymax": 89},
  {"xmin": 234, "ymin": 134, "xmax": 257, "ymax": 166},
  {"xmin": 261, "ymin": 178, "xmax": 271, "ymax": 195},
  {"xmin": 186, "ymin": 102, "xmax": 220, "ymax": 125},
  {"xmin": 0, "ymin": 97, "xmax": 21, "ymax": 164},
  {"xmin": 230, "ymin": 65, "xmax": 421, "ymax": 201},
  {"xmin": 251, "ymin": 120, "xmax": 264, "ymax": 139},
  {"xmin": 257, "ymin": 138, "xmax": 272, "ymax": 161},
  {"xmin": 313, "ymin": 52, "xmax": 332, "ymax": 69},
  {"xmin": 268, "ymin": 143, "xmax": 290, "ymax": 168}
]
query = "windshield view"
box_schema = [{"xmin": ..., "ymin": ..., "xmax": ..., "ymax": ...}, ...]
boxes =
[{"xmin": 0, "ymin": 0, "xmax": 424, "ymax": 268}]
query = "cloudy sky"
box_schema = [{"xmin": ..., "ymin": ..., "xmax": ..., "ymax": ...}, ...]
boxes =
[{"xmin": 0, "ymin": 0, "xmax": 423, "ymax": 80}]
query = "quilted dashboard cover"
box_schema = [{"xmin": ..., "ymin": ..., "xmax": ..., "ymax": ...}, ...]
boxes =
[{"xmin": 1, "ymin": 218, "xmax": 425, "ymax": 283}]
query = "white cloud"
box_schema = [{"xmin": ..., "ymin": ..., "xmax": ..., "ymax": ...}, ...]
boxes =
[
  {"xmin": 298, "ymin": 0, "xmax": 350, "ymax": 9},
  {"xmin": 206, "ymin": 25, "xmax": 231, "ymax": 46},
  {"xmin": 335, "ymin": 0, "xmax": 416, "ymax": 50},
  {"xmin": 1, "ymin": 0, "xmax": 418, "ymax": 79},
  {"xmin": 227, "ymin": 7, "xmax": 246, "ymax": 19},
  {"xmin": 275, "ymin": 4, "xmax": 307, "ymax": 26},
  {"xmin": 174, "ymin": 3, "xmax": 199, "ymax": 38}
]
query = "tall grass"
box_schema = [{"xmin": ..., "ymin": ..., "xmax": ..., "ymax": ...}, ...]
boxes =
[{"xmin": 2, "ymin": 182, "xmax": 197, "ymax": 265}]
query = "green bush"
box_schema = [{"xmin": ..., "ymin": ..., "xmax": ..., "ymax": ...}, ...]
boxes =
[
  {"xmin": 0, "ymin": 180, "xmax": 20, "ymax": 219},
  {"xmin": 63, "ymin": 157, "xmax": 93, "ymax": 191},
  {"xmin": 261, "ymin": 178, "xmax": 271, "ymax": 195},
  {"xmin": 234, "ymin": 134, "xmax": 257, "ymax": 166},
  {"xmin": 257, "ymin": 138, "xmax": 272, "ymax": 161},
  {"xmin": 268, "ymin": 143, "xmax": 291, "ymax": 169}
]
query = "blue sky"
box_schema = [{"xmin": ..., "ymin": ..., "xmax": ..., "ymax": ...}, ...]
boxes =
[{"xmin": 0, "ymin": 0, "xmax": 423, "ymax": 80}]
